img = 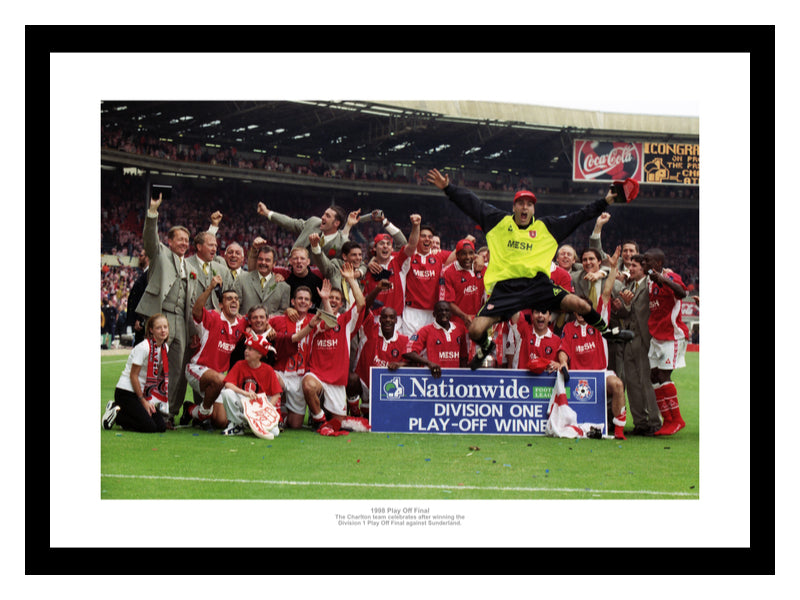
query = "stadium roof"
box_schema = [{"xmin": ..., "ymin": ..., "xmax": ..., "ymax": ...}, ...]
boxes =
[{"xmin": 100, "ymin": 100, "xmax": 698, "ymax": 181}]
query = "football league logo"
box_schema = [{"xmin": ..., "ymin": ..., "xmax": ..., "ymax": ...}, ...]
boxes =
[{"xmin": 574, "ymin": 379, "xmax": 593, "ymax": 400}]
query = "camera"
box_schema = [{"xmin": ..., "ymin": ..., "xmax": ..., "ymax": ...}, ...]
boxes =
[{"xmin": 150, "ymin": 184, "xmax": 172, "ymax": 201}]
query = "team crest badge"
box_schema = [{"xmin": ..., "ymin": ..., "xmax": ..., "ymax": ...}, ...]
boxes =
[{"xmin": 529, "ymin": 231, "xmax": 537, "ymax": 238}]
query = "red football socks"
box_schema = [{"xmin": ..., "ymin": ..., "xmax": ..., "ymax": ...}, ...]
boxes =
[{"xmin": 654, "ymin": 382, "xmax": 685, "ymax": 435}]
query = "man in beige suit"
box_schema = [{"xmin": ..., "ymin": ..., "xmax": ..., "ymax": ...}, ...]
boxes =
[
  {"xmin": 240, "ymin": 240, "xmax": 290, "ymax": 317},
  {"xmin": 619, "ymin": 254, "xmax": 662, "ymax": 435},
  {"xmin": 135, "ymin": 192, "xmax": 201, "ymax": 422}
]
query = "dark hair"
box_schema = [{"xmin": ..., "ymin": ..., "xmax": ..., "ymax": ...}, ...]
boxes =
[
  {"xmin": 580, "ymin": 248, "xmax": 602, "ymax": 261},
  {"xmin": 257, "ymin": 245, "xmax": 277, "ymax": 259},
  {"xmin": 329, "ymin": 204, "xmax": 346, "ymax": 228},
  {"xmin": 341, "ymin": 241, "xmax": 362, "ymax": 256}
]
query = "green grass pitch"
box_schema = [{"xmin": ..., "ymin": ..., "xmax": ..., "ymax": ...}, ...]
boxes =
[{"xmin": 100, "ymin": 352, "xmax": 699, "ymax": 501}]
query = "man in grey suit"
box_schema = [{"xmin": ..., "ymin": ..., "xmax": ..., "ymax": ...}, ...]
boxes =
[
  {"xmin": 619, "ymin": 254, "xmax": 662, "ymax": 435},
  {"xmin": 256, "ymin": 201, "xmax": 349, "ymax": 257},
  {"xmin": 135, "ymin": 192, "xmax": 201, "ymax": 422},
  {"xmin": 185, "ymin": 230, "xmax": 234, "ymax": 313},
  {"xmin": 240, "ymin": 240, "xmax": 290, "ymax": 317}
]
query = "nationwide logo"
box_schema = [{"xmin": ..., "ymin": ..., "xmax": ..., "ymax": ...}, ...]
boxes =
[
  {"xmin": 574, "ymin": 139, "xmax": 642, "ymax": 181},
  {"xmin": 383, "ymin": 377, "xmax": 405, "ymax": 399}
]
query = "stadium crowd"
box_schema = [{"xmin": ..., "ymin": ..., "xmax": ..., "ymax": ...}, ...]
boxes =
[
  {"xmin": 102, "ymin": 126, "xmax": 699, "ymax": 198},
  {"xmin": 101, "ymin": 171, "xmax": 698, "ymax": 334}
]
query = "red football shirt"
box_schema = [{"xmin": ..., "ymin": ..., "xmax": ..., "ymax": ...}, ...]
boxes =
[
  {"xmin": 188, "ymin": 308, "xmax": 248, "ymax": 372},
  {"xmin": 224, "ymin": 360, "xmax": 283, "ymax": 396},
  {"xmin": 647, "ymin": 271, "xmax": 690, "ymax": 341},
  {"xmin": 440, "ymin": 261, "xmax": 485, "ymax": 325},
  {"xmin": 362, "ymin": 250, "xmax": 408, "ymax": 316},
  {"xmin": 410, "ymin": 320, "xmax": 468, "ymax": 368},
  {"xmin": 400, "ymin": 250, "xmax": 447, "ymax": 310},
  {"xmin": 355, "ymin": 314, "xmax": 412, "ymax": 384},
  {"xmin": 268, "ymin": 313, "xmax": 314, "ymax": 374},
  {"xmin": 514, "ymin": 317, "xmax": 562, "ymax": 370},
  {"xmin": 307, "ymin": 304, "xmax": 361, "ymax": 386}
]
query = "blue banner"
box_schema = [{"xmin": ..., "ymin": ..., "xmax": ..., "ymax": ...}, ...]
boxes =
[{"xmin": 369, "ymin": 367, "xmax": 607, "ymax": 435}]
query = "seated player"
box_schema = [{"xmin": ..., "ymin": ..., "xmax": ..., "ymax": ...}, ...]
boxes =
[
  {"xmin": 179, "ymin": 276, "xmax": 248, "ymax": 430},
  {"xmin": 218, "ymin": 333, "xmax": 284, "ymax": 438}
]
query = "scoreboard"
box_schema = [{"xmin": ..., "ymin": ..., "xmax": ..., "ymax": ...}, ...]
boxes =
[{"xmin": 573, "ymin": 139, "xmax": 699, "ymax": 186}]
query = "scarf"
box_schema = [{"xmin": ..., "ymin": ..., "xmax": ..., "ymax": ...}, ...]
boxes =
[
  {"xmin": 143, "ymin": 339, "xmax": 169, "ymax": 403},
  {"xmin": 545, "ymin": 370, "xmax": 604, "ymax": 439}
]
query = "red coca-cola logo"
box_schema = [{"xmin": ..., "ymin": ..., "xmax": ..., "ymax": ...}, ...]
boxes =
[{"xmin": 574, "ymin": 140, "xmax": 641, "ymax": 181}]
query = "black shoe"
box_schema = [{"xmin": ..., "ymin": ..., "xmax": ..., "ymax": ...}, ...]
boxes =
[
  {"xmin": 602, "ymin": 327, "xmax": 634, "ymax": 343},
  {"xmin": 468, "ymin": 339, "xmax": 496, "ymax": 370},
  {"xmin": 631, "ymin": 426, "xmax": 656, "ymax": 437},
  {"xmin": 178, "ymin": 401, "xmax": 194, "ymax": 427}
]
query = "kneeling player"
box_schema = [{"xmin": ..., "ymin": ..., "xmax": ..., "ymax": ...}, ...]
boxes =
[{"xmin": 302, "ymin": 264, "xmax": 370, "ymax": 435}]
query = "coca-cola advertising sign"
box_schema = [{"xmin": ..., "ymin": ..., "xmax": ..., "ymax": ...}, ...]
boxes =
[{"xmin": 573, "ymin": 139, "xmax": 643, "ymax": 182}]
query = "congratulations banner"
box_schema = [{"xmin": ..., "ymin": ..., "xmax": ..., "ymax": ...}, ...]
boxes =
[{"xmin": 369, "ymin": 368, "xmax": 607, "ymax": 435}]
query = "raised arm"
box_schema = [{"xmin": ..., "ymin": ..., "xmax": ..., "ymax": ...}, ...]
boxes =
[
  {"xmin": 193, "ymin": 274, "xmax": 222, "ymax": 322},
  {"xmin": 403, "ymin": 213, "xmax": 422, "ymax": 258}
]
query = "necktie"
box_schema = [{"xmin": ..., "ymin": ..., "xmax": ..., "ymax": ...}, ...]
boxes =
[
  {"xmin": 261, "ymin": 276, "xmax": 266, "ymax": 289},
  {"xmin": 232, "ymin": 270, "xmax": 238, "ymax": 280},
  {"xmin": 202, "ymin": 263, "xmax": 208, "ymax": 275},
  {"xmin": 342, "ymin": 279, "xmax": 350, "ymax": 304},
  {"xmin": 588, "ymin": 280, "xmax": 598, "ymax": 309}
]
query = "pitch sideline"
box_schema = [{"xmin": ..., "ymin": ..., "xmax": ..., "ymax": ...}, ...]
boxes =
[{"xmin": 101, "ymin": 472, "xmax": 698, "ymax": 498}]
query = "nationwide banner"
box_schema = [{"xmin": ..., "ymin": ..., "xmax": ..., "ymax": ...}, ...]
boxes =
[
  {"xmin": 369, "ymin": 367, "xmax": 607, "ymax": 435},
  {"xmin": 573, "ymin": 139, "xmax": 699, "ymax": 186}
]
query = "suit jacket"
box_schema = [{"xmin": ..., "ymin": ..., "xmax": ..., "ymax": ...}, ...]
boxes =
[
  {"xmin": 126, "ymin": 267, "xmax": 149, "ymax": 324},
  {"xmin": 571, "ymin": 267, "xmax": 624, "ymax": 321},
  {"xmin": 623, "ymin": 276, "xmax": 652, "ymax": 354},
  {"xmin": 135, "ymin": 213, "xmax": 198, "ymax": 327},
  {"xmin": 268, "ymin": 212, "xmax": 349, "ymax": 256},
  {"xmin": 239, "ymin": 271, "xmax": 290, "ymax": 317},
  {"xmin": 184, "ymin": 254, "xmax": 233, "ymax": 311}
]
